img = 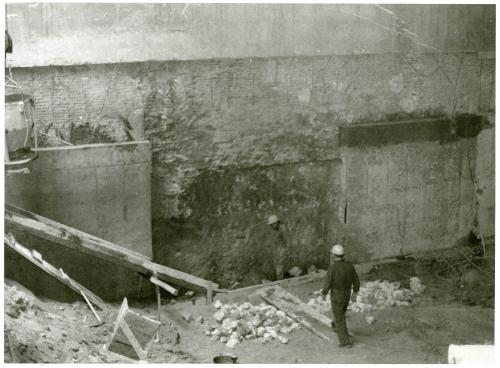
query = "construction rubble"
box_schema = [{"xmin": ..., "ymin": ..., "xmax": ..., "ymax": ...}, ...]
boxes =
[
  {"xmin": 205, "ymin": 300, "xmax": 301, "ymax": 348},
  {"xmin": 307, "ymin": 277, "xmax": 426, "ymax": 317},
  {"xmin": 4, "ymin": 283, "xmax": 111, "ymax": 363}
]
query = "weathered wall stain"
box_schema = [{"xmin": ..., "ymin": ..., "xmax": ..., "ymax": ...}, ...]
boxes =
[
  {"xmin": 69, "ymin": 122, "xmax": 117, "ymax": 145},
  {"xmin": 153, "ymin": 159, "xmax": 343, "ymax": 285}
]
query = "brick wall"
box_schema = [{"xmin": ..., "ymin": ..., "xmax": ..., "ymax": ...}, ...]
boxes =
[{"xmin": 6, "ymin": 52, "xmax": 494, "ymax": 286}]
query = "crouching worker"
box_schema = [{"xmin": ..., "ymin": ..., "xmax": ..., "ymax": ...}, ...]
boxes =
[
  {"xmin": 321, "ymin": 244, "xmax": 360, "ymax": 348},
  {"xmin": 267, "ymin": 214, "xmax": 291, "ymax": 281}
]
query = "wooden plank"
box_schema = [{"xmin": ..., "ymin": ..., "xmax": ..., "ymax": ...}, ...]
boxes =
[
  {"xmin": 259, "ymin": 292, "xmax": 329, "ymax": 341},
  {"xmin": 107, "ymin": 298, "xmax": 160, "ymax": 362},
  {"xmin": 4, "ymin": 233, "xmax": 106, "ymax": 310},
  {"xmin": 118, "ymin": 320, "xmax": 148, "ymax": 361},
  {"xmin": 124, "ymin": 310, "xmax": 161, "ymax": 348},
  {"xmin": 80, "ymin": 290, "xmax": 102, "ymax": 323},
  {"xmin": 153, "ymin": 273, "xmax": 161, "ymax": 342},
  {"xmin": 5, "ymin": 204, "xmax": 219, "ymax": 292},
  {"xmin": 222, "ymin": 270, "xmax": 326, "ymax": 300},
  {"xmin": 258, "ymin": 285, "xmax": 332, "ymax": 327},
  {"xmin": 4, "ymin": 325, "xmax": 17, "ymax": 362},
  {"xmin": 257, "ymin": 285, "xmax": 332, "ymax": 341},
  {"xmin": 206, "ymin": 283, "xmax": 213, "ymax": 304},
  {"xmin": 107, "ymin": 339, "xmax": 140, "ymax": 361},
  {"xmin": 108, "ymin": 298, "xmax": 140, "ymax": 360},
  {"xmin": 149, "ymin": 276, "xmax": 178, "ymax": 296},
  {"xmin": 259, "ymin": 287, "xmax": 333, "ymax": 328},
  {"xmin": 145, "ymin": 260, "xmax": 218, "ymax": 291},
  {"xmin": 6, "ymin": 203, "xmax": 149, "ymax": 260}
]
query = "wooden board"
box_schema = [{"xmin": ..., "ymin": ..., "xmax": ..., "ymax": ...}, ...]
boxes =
[
  {"xmin": 108, "ymin": 338, "xmax": 140, "ymax": 361},
  {"xmin": 257, "ymin": 285, "xmax": 333, "ymax": 341},
  {"xmin": 223, "ymin": 270, "xmax": 326, "ymax": 301},
  {"xmin": 5, "ymin": 204, "xmax": 218, "ymax": 292},
  {"xmin": 149, "ymin": 276, "xmax": 178, "ymax": 296},
  {"xmin": 107, "ymin": 298, "xmax": 160, "ymax": 361},
  {"xmin": 4, "ymin": 233, "xmax": 106, "ymax": 310},
  {"xmin": 123, "ymin": 310, "xmax": 161, "ymax": 348}
]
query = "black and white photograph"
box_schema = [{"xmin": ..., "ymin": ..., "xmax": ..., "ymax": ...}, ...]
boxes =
[{"xmin": 1, "ymin": 1, "xmax": 496, "ymax": 364}]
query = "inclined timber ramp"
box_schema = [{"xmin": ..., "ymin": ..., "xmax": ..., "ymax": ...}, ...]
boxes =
[{"xmin": 4, "ymin": 203, "xmax": 218, "ymax": 300}]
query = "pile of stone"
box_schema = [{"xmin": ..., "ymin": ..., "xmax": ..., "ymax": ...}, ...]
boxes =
[
  {"xmin": 307, "ymin": 277, "xmax": 426, "ymax": 315},
  {"xmin": 206, "ymin": 300, "xmax": 301, "ymax": 348},
  {"xmin": 348, "ymin": 280, "xmax": 414, "ymax": 313}
]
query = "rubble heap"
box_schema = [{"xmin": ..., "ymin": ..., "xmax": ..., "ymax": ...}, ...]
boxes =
[
  {"xmin": 4, "ymin": 282, "xmax": 189, "ymax": 363},
  {"xmin": 4, "ymin": 283, "xmax": 111, "ymax": 363},
  {"xmin": 206, "ymin": 300, "xmax": 301, "ymax": 348},
  {"xmin": 307, "ymin": 277, "xmax": 426, "ymax": 315}
]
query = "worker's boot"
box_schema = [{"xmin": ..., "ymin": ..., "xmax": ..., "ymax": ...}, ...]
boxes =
[{"xmin": 338, "ymin": 343, "xmax": 352, "ymax": 349}]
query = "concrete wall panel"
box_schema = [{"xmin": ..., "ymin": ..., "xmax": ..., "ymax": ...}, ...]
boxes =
[
  {"xmin": 475, "ymin": 125, "xmax": 495, "ymax": 238},
  {"xmin": 5, "ymin": 141, "xmax": 152, "ymax": 300},
  {"xmin": 343, "ymin": 138, "xmax": 478, "ymax": 260},
  {"xmin": 5, "ymin": 4, "xmax": 495, "ymax": 67}
]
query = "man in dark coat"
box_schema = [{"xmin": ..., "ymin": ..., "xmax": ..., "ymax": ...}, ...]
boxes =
[{"xmin": 321, "ymin": 243, "xmax": 360, "ymax": 348}]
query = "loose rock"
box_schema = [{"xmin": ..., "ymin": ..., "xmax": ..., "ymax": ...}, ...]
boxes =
[
  {"xmin": 365, "ymin": 315, "xmax": 376, "ymax": 324},
  {"xmin": 195, "ymin": 315, "xmax": 204, "ymax": 324},
  {"xmin": 180, "ymin": 311, "xmax": 192, "ymax": 323},
  {"xmin": 226, "ymin": 337, "xmax": 239, "ymax": 348},
  {"xmin": 278, "ymin": 335, "xmax": 289, "ymax": 344},
  {"xmin": 214, "ymin": 310, "xmax": 225, "ymax": 322},
  {"xmin": 6, "ymin": 304, "xmax": 20, "ymax": 318},
  {"xmin": 307, "ymin": 265, "xmax": 318, "ymax": 274},
  {"xmin": 289, "ymin": 266, "xmax": 302, "ymax": 277},
  {"xmin": 213, "ymin": 300, "xmax": 223, "ymax": 309}
]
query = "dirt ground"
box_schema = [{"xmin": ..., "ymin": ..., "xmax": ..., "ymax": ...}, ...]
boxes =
[{"xmin": 4, "ymin": 241, "xmax": 495, "ymax": 364}]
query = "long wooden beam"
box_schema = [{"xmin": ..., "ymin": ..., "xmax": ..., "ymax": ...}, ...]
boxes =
[
  {"xmin": 221, "ymin": 270, "xmax": 327, "ymax": 299},
  {"xmin": 5, "ymin": 204, "xmax": 218, "ymax": 293},
  {"xmin": 149, "ymin": 276, "xmax": 178, "ymax": 296},
  {"xmin": 257, "ymin": 286, "xmax": 330, "ymax": 341},
  {"xmin": 4, "ymin": 233, "xmax": 106, "ymax": 310}
]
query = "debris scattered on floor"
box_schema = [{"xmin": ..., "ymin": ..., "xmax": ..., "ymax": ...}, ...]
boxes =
[
  {"xmin": 181, "ymin": 311, "xmax": 193, "ymax": 323},
  {"xmin": 195, "ymin": 315, "xmax": 204, "ymax": 324},
  {"xmin": 3, "ymin": 281, "xmax": 191, "ymax": 363},
  {"xmin": 307, "ymin": 278, "xmax": 426, "ymax": 319},
  {"xmin": 4, "ymin": 283, "xmax": 107, "ymax": 363},
  {"xmin": 206, "ymin": 301, "xmax": 301, "ymax": 347},
  {"xmin": 365, "ymin": 315, "xmax": 376, "ymax": 324}
]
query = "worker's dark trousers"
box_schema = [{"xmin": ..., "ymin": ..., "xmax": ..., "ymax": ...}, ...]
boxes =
[{"xmin": 330, "ymin": 289, "xmax": 351, "ymax": 346}]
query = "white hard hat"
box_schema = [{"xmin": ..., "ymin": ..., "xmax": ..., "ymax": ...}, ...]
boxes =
[
  {"xmin": 331, "ymin": 244, "xmax": 345, "ymax": 256},
  {"xmin": 267, "ymin": 214, "xmax": 279, "ymax": 225}
]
